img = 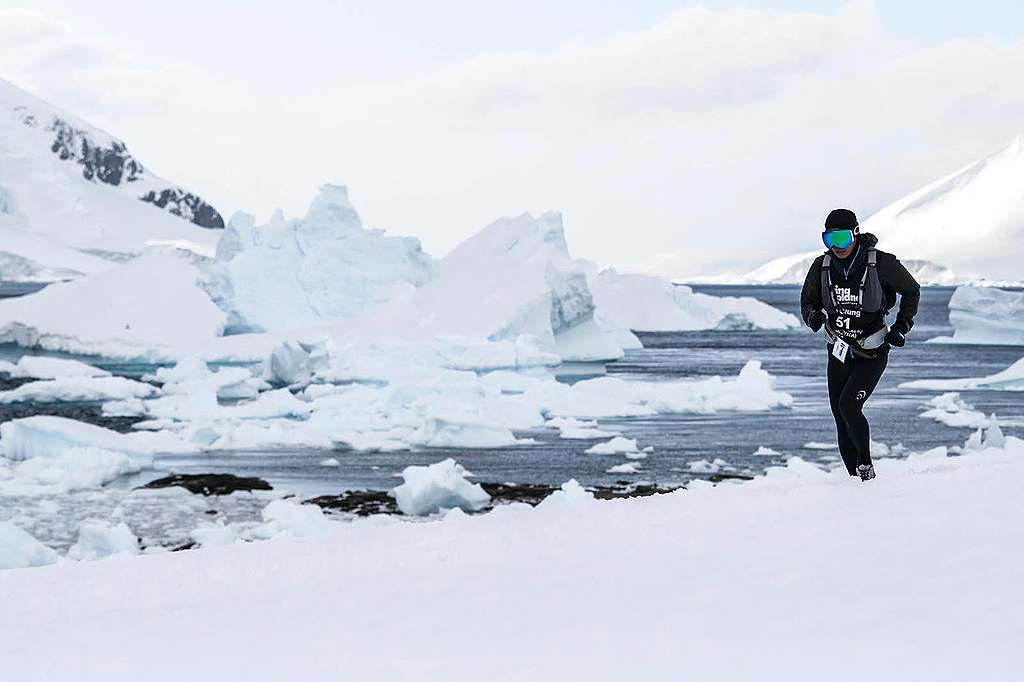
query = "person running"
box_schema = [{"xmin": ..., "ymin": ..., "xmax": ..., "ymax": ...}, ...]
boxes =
[{"xmin": 800, "ymin": 208, "xmax": 921, "ymax": 481}]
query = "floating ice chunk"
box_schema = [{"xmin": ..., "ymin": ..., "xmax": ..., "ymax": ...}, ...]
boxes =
[
  {"xmin": 802, "ymin": 442, "xmax": 838, "ymax": 450},
  {"xmin": 0, "ymin": 356, "xmax": 110, "ymax": 379},
  {"xmin": 0, "ymin": 376, "xmax": 158, "ymax": 403},
  {"xmin": 607, "ymin": 462, "xmax": 642, "ymax": 474},
  {"xmin": 319, "ymin": 458, "xmax": 340, "ymax": 467},
  {"xmin": 585, "ymin": 436, "xmax": 639, "ymax": 455},
  {"xmin": 0, "ymin": 521, "xmax": 58, "ymax": 570},
  {"xmin": 548, "ymin": 417, "xmax": 622, "ymax": 440},
  {"xmin": 67, "ymin": 521, "xmax": 139, "ymax": 561},
  {"xmin": 753, "ymin": 446, "xmax": 781, "ymax": 456},
  {"xmin": 919, "ymin": 393, "xmax": 995, "ymax": 429},
  {"xmin": 901, "ymin": 356, "xmax": 1024, "ymax": 391},
  {"xmin": 0, "ymin": 416, "xmax": 188, "ymax": 463},
  {"xmin": 688, "ymin": 458, "xmax": 731, "ymax": 474},
  {"xmin": 392, "ymin": 459, "xmax": 491, "ymax": 516}
]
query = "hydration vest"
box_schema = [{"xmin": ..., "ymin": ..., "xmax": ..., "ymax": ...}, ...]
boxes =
[{"xmin": 821, "ymin": 248, "xmax": 888, "ymax": 352}]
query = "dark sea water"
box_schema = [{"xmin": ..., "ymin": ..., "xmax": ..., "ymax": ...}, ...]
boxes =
[{"xmin": 133, "ymin": 285, "xmax": 1024, "ymax": 495}]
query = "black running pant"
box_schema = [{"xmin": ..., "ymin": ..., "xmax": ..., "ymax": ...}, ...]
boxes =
[{"xmin": 827, "ymin": 347, "xmax": 888, "ymax": 475}]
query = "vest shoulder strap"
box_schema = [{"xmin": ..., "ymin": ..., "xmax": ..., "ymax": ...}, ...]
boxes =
[
  {"xmin": 867, "ymin": 248, "xmax": 877, "ymax": 266},
  {"xmin": 822, "ymin": 254, "xmax": 832, "ymax": 268}
]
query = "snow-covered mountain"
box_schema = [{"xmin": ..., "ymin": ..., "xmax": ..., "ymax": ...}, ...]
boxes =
[
  {"xmin": 724, "ymin": 251, "xmax": 962, "ymax": 286},
  {"xmin": 862, "ymin": 135, "xmax": 1024, "ymax": 282},
  {"xmin": 0, "ymin": 79, "xmax": 224, "ymax": 281},
  {"xmin": 679, "ymin": 135, "xmax": 1024, "ymax": 285}
]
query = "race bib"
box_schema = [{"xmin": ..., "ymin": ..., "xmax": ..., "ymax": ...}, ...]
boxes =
[{"xmin": 831, "ymin": 338, "xmax": 850, "ymax": 363}]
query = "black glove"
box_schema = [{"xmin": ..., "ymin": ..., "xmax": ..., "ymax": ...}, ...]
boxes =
[
  {"xmin": 885, "ymin": 327, "xmax": 906, "ymax": 348},
  {"xmin": 806, "ymin": 310, "xmax": 825, "ymax": 332}
]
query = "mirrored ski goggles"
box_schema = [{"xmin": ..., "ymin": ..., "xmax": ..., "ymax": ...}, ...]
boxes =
[{"xmin": 822, "ymin": 229, "xmax": 855, "ymax": 250}]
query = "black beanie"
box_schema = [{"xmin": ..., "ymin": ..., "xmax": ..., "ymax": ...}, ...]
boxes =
[{"xmin": 824, "ymin": 208, "xmax": 858, "ymax": 231}]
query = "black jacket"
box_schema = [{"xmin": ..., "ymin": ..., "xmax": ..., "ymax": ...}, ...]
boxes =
[{"xmin": 800, "ymin": 232, "xmax": 920, "ymax": 335}]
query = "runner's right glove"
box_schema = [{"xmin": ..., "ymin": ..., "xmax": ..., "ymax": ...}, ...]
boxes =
[{"xmin": 806, "ymin": 310, "xmax": 825, "ymax": 332}]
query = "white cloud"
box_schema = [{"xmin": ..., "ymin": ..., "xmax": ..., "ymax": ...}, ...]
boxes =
[{"xmin": 2, "ymin": 2, "xmax": 1024, "ymax": 277}]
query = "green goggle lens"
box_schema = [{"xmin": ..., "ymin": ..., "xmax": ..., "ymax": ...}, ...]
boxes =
[{"xmin": 822, "ymin": 229, "xmax": 855, "ymax": 249}]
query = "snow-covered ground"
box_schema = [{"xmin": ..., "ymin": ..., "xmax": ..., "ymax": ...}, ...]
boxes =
[
  {"xmin": 1, "ymin": 428, "xmax": 1020, "ymax": 680},
  {"xmin": 928, "ymin": 286, "xmax": 1024, "ymax": 346}
]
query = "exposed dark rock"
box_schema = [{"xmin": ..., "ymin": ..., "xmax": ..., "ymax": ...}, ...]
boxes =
[
  {"xmin": 48, "ymin": 117, "xmax": 143, "ymax": 186},
  {"xmin": 303, "ymin": 480, "xmax": 690, "ymax": 517},
  {"xmin": 140, "ymin": 474, "xmax": 273, "ymax": 496},
  {"xmin": 0, "ymin": 375, "xmax": 38, "ymax": 392},
  {"xmin": 140, "ymin": 188, "xmax": 225, "ymax": 229},
  {"xmin": 305, "ymin": 490, "xmax": 398, "ymax": 516},
  {"xmin": 481, "ymin": 482, "xmax": 559, "ymax": 506}
]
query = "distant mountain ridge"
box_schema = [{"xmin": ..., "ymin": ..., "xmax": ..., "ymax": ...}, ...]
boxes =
[
  {"xmin": 0, "ymin": 78, "xmax": 226, "ymax": 281},
  {"xmin": 7, "ymin": 82, "xmax": 223, "ymax": 230}
]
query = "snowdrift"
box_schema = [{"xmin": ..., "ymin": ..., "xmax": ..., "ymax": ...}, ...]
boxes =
[
  {"xmin": 930, "ymin": 286, "xmax": 1024, "ymax": 346},
  {"xmin": 0, "ymin": 78, "xmax": 224, "ymax": 281},
  {"xmin": 202, "ymin": 185, "xmax": 437, "ymax": 333}
]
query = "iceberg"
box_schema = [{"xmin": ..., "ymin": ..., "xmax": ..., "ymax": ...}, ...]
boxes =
[
  {"xmin": 0, "ymin": 250, "xmax": 228, "ymax": 360},
  {"xmin": 201, "ymin": 185, "xmax": 437, "ymax": 333},
  {"xmin": 589, "ymin": 268, "xmax": 798, "ymax": 331},
  {"xmin": 734, "ymin": 252, "xmax": 962, "ymax": 286},
  {"xmin": 929, "ymin": 286, "xmax": 1024, "ymax": 346},
  {"xmin": 340, "ymin": 211, "xmax": 636, "ymax": 364}
]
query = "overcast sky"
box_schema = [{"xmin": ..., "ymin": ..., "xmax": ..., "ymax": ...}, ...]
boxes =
[{"xmin": 2, "ymin": 1, "xmax": 1023, "ymax": 275}]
